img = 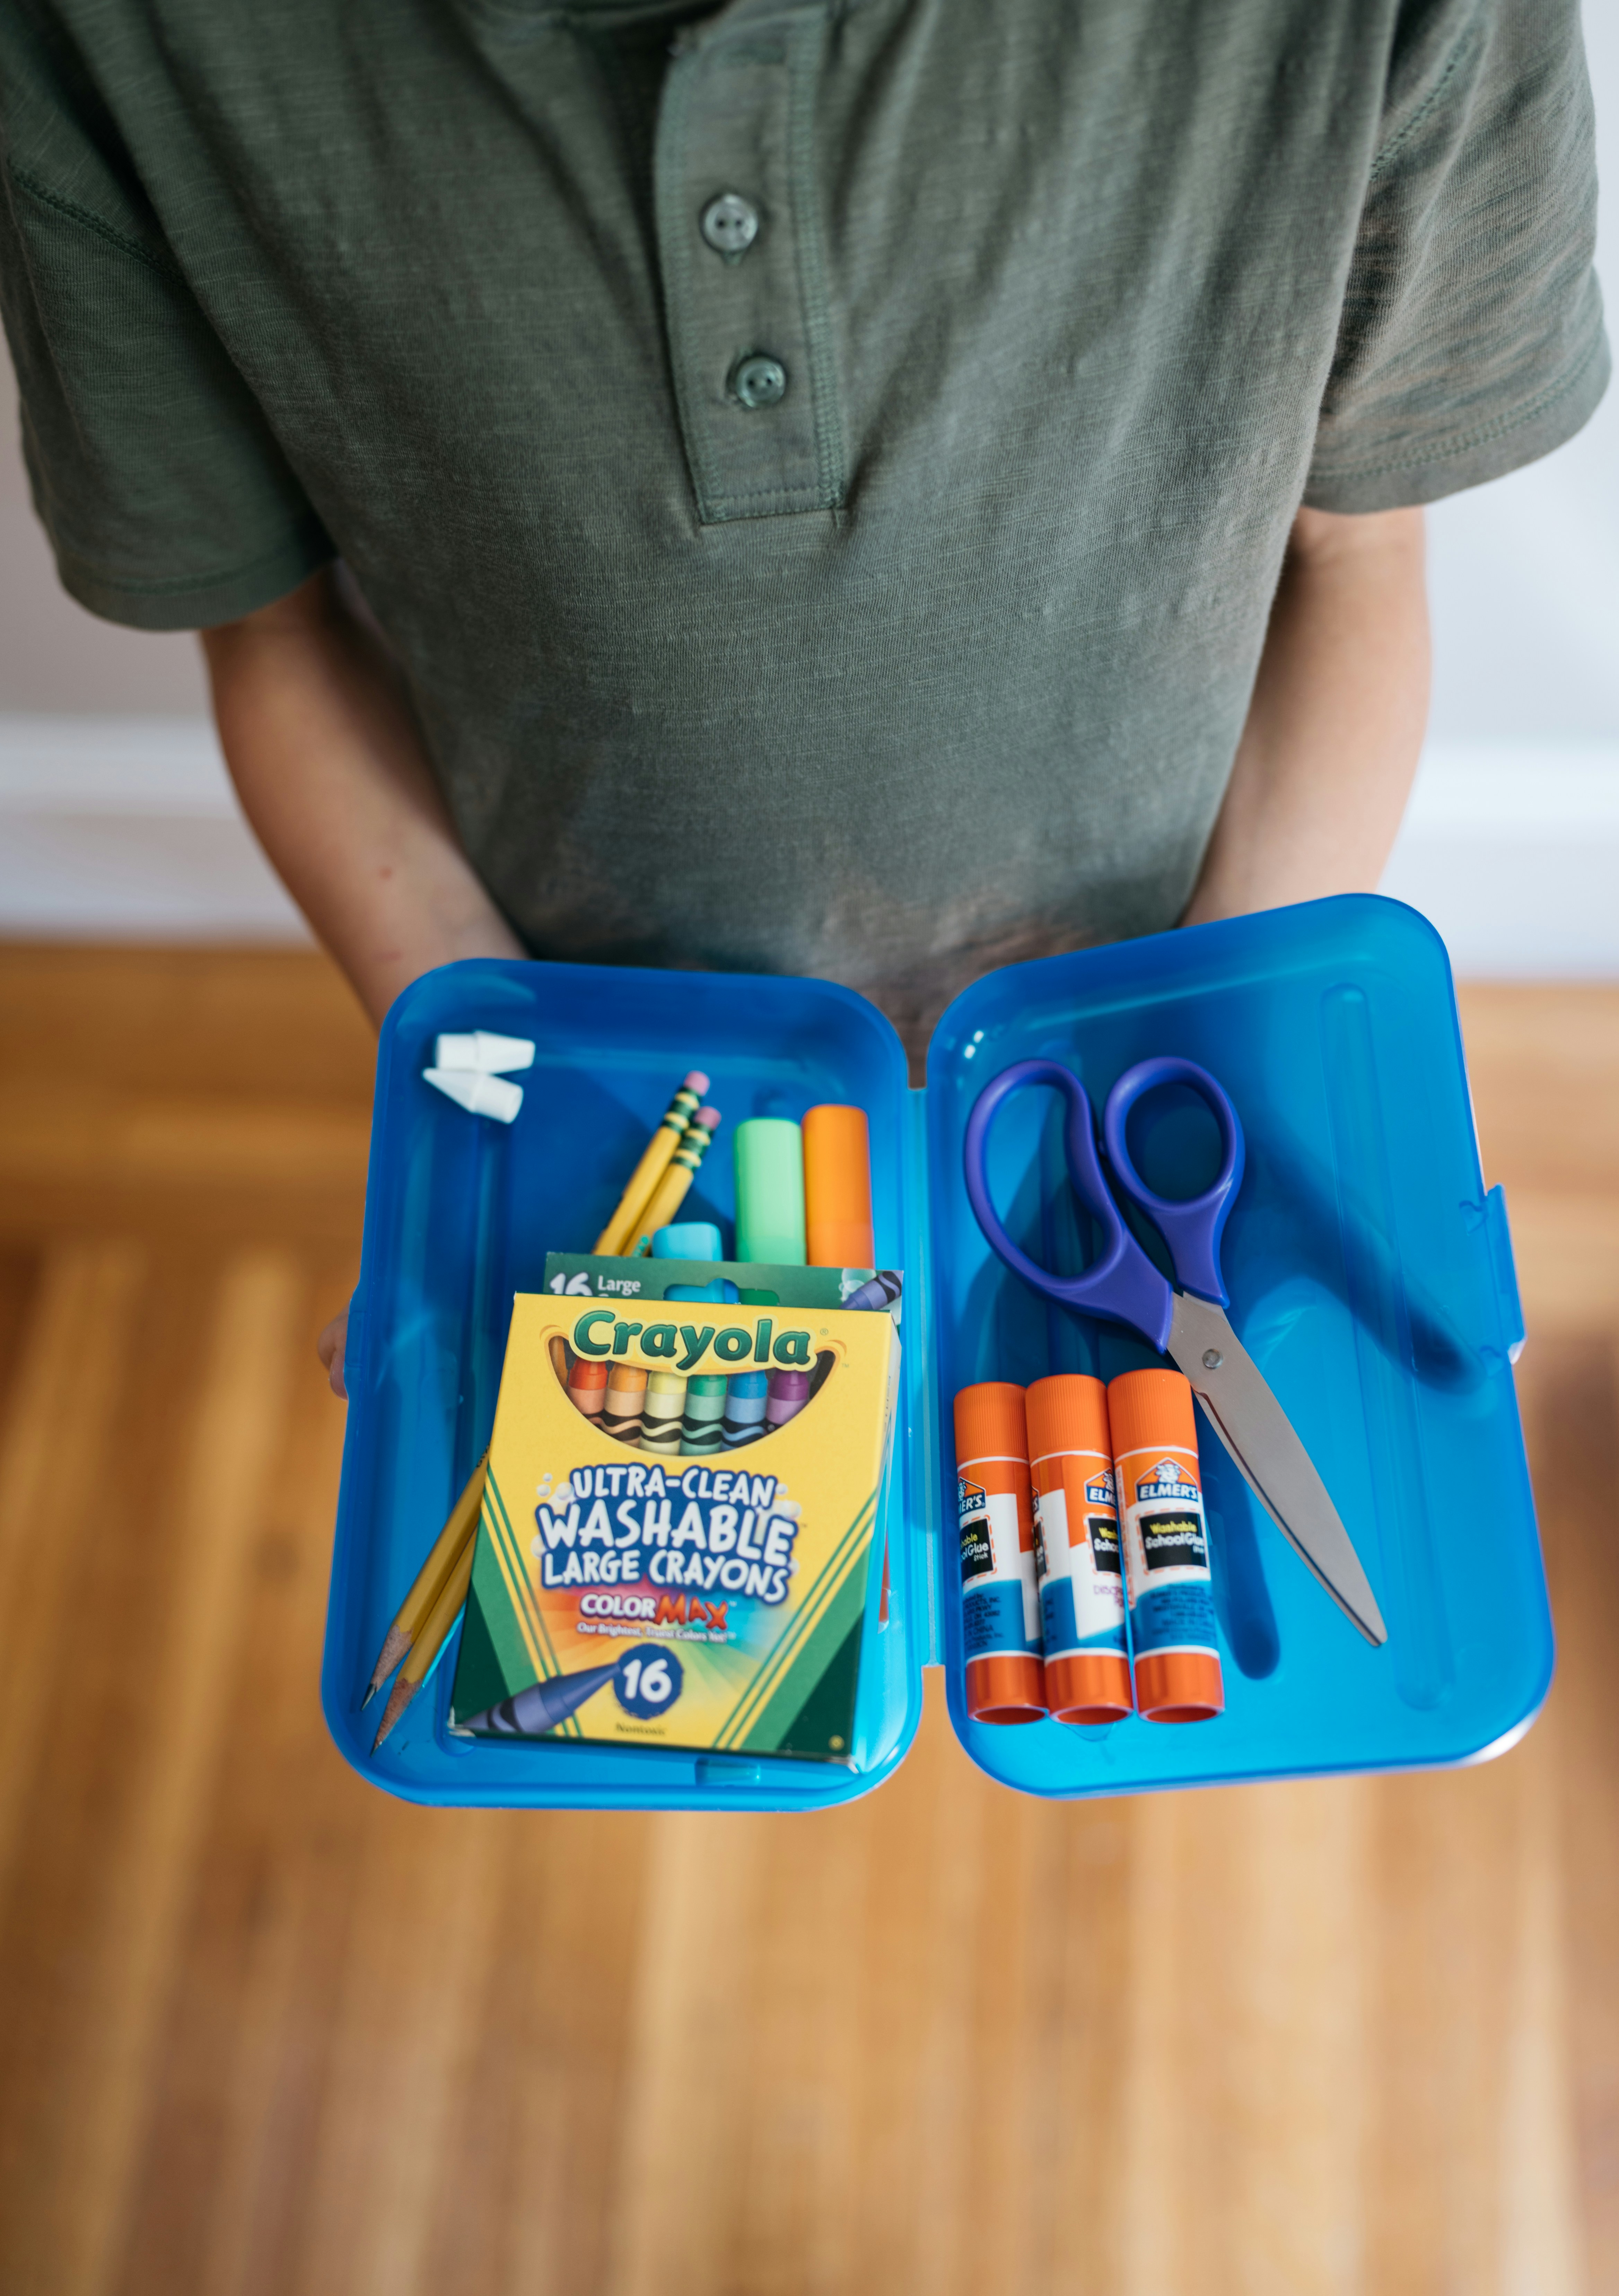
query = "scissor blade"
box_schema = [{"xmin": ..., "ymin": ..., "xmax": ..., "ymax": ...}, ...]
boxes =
[{"xmin": 1166, "ymin": 1292, "xmax": 1388, "ymax": 1647}]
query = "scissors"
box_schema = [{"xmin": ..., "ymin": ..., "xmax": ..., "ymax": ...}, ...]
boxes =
[{"xmin": 964, "ymin": 1056, "xmax": 1387, "ymax": 1647}]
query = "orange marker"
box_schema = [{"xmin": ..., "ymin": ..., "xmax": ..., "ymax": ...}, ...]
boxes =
[
  {"xmin": 953, "ymin": 1382, "xmax": 1047, "ymax": 1724},
  {"xmin": 803, "ymin": 1105, "xmax": 874, "ymax": 1268},
  {"xmin": 1026, "ymin": 1376, "xmax": 1133, "ymax": 1725},
  {"xmin": 1108, "ymin": 1369, "xmax": 1224, "ymax": 1723}
]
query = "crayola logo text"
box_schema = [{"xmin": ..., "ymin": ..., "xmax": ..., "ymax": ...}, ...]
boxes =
[{"xmin": 571, "ymin": 1308, "xmax": 814, "ymax": 1371}]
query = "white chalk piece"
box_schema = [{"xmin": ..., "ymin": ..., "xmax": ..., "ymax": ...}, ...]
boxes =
[
  {"xmin": 433, "ymin": 1030, "xmax": 534, "ymax": 1075},
  {"xmin": 423, "ymin": 1067, "xmax": 524, "ymax": 1123}
]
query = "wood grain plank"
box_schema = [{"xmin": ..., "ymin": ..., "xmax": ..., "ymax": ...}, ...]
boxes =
[
  {"xmin": 109, "ymin": 1257, "xmax": 362, "ymax": 2296},
  {"xmin": 1524, "ymin": 1338, "xmax": 1619, "ymax": 2292},
  {"xmin": 0, "ymin": 946, "xmax": 374, "ymax": 1099},
  {"xmin": 0, "ymin": 1241, "xmax": 146, "ymax": 1900},
  {"xmin": 72, "ymin": 1255, "xmax": 306, "ymax": 2296}
]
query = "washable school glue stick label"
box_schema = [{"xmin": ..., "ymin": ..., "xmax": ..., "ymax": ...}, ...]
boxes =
[
  {"xmin": 957, "ymin": 1477, "xmax": 1040, "ymax": 1649},
  {"xmin": 1108, "ymin": 1367, "xmax": 1223, "ymax": 1724},
  {"xmin": 1025, "ymin": 1374, "xmax": 1132, "ymax": 1725},
  {"xmin": 1031, "ymin": 1472, "xmax": 1123, "ymax": 1643},
  {"xmin": 953, "ymin": 1383, "xmax": 1047, "ymax": 1725}
]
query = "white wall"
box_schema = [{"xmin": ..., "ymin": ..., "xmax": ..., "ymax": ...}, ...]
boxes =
[{"xmin": 1, "ymin": 5, "xmax": 1616, "ymax": 966}]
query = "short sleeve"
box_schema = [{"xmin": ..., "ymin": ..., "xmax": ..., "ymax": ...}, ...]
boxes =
[
  {"xmin": 1305, "ymin": 0, "xmax": 1609, "ymax": 513},
  {"xmin": 0, "ymin": 6, "xmax": 332, "ymax": 628}
]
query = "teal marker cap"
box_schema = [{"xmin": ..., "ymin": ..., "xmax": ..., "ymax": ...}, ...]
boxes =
[
  {"xmin": 651, "ymin": 1222, "xmax": 724, "ymax": 1260},
  {"xmin": 733, "ymin": 1118, "xmax": 807, "ymax": 1265}
]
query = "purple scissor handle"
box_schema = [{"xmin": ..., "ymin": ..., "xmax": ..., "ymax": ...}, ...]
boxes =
[
  {"xmin": 962, "ymin": 1056, "xmax": 1244, "ymax": 1355},
  {"xmin": 961, "ymin": 1052, "xmax": 1388, "ymax": 1647}
]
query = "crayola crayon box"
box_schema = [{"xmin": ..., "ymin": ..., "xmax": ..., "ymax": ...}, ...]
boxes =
[{"xmin": 447, "ymin": 1277, "xmax": 901, "ymax": 1762}]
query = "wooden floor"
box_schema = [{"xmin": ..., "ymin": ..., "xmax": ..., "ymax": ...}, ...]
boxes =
[{"xmin": 0, "ymin": 946, "xmax": 1615, "ymax": 2296}]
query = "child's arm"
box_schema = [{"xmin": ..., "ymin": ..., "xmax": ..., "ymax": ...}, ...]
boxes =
[
  {"xmin": 1181, "ymin": 505, "xmax": 1428, "ymax": 927},
  {"xmin": 200, "ymin": 568, "xmax": 522, "ymax": 1029}
]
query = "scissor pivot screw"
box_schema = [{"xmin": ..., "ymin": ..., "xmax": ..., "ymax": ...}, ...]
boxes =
[{"xmin": 1202, "ymin": 1348, "xmax": 1223, "ymax": 1370}]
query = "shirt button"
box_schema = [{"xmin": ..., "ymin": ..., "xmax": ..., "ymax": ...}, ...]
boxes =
[
  {"xmin": 730, "ymin": 353, "xmax": 787, "ymax": 409},
  {"xmin": 701, "ymin": 193, "xmax": 760, "ymax": 259}
]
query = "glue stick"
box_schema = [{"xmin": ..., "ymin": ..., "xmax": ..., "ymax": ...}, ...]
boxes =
[
  {"xmin": 953, "ymin": 1383, "xmax": 1046, "ymax": 1724},
  {"xmin": 1025, "ymin": 1375, "xmax": 1132, "ymax": 1725},
  {"xmin": 1108, "ymin": 1368, "xmax": 1224, "ymax": 1722}
]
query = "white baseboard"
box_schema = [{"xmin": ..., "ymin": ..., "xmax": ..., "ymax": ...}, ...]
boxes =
[
  {"xmin": 0, "ymin": 715, "xmax": 1615, "ymax": 975},
  {"xmin": 0, "ymin": 715, "xmax": 308, "ymax": 940},
  {"xmin": 1378, "ymin": 743, "xmax": 1619, "ymax": 977}
]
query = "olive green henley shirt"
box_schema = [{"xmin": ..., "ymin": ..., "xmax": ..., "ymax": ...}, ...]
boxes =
[{"xmin": 0, "ymin": 0, "xmax": 1607, "ymax": 1027}]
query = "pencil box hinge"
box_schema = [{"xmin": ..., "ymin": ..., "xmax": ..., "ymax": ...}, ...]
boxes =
[{"xmin": 904, "ymin": 1086, "xmax": 944, "ymax": 1666}]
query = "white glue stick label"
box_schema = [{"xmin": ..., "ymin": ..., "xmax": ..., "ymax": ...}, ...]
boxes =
[
  {"xmin": 958, "ymin": 1477, "xmax": 1042, "ymax": 1656},
  {"xmin": 1032, "ymin": 1462, "xmax": 1127, "ymax": 1659}
]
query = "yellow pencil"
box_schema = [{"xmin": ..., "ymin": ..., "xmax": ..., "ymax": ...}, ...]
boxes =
[
  {"xmin": 362, "ymin": 1448, "xmax": 488, "ymax": 1705},
  {"xmin": 593, "ymin": 1072, "xmax": 710, "ymax": 1255},
  {"xmin": 371, "ymin": 1531, "xmax": 479, "ymax": 1750},
  {"xmin": 628, "ymin": 1106, "xmax": 721, "ymax": 1255}
]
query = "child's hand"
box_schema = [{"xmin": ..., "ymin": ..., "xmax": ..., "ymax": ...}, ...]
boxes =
[{"xmin": 318, "ymin": 1310, "xmax": 348, "ymax": 1399}]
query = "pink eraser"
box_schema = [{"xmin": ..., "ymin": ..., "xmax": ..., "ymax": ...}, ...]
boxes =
[
  {"xmin": 684, "ymin": 1070, "xmax": 711, "ymax": 1094},
  {"xmin": 697, "ymin": 1107, "xmax": 722, "ymax": 1130}
]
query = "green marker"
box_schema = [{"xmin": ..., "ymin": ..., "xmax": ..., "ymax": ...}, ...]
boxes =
[{"xmin": 733, "ymin": 1118, "xmax": 806, "ymax": 1265}]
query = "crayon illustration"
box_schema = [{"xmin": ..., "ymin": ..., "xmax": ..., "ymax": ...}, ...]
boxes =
[
  {"xmin": 765, "ymin": 1366, "xmax": 811, "ymax": 1432},
  {"xmin": 594, "ymin": 1073, "xmax": 710, "ymax": 1255},
  {"xmin": 639, "ymin": 1366, "xmax": 688, "ymax": 1454},
  {"xmin": 954, "ymin": 1382, "xmax": 1047, "ymax": 1724},
  {"xmin": 1026, "ymin": 1375, "xmax": 1132, "ymax": 1726},
  {"xmin": 680, "ymin": 1372, "xmax": 729, "ymax": 1455},
  {"xmin": 804, "ymin": 1105, "xmax": 874, "ymax": 1268},
  {"xmin": 1109, "ymin": 1368, "xmax": 1224, "ymax": 1723},
  {"xmin": 601, "ymin": 1362, "xmax": 649, "ymax": 1444},
  {"xmin": 566, "ymin": 1350, "xmax": 609, "ymax": 1422},
  {"xmin": 843, "ymin": 1269, "xmax": 902, "ymax": 1314},
  {"xmin": 460, "ymin": 1658, "xmax": 622, "ymax": 1737},
  {"xmin": 721, "ymin": 1368, "xmax": 769, "ymax": 1448}
]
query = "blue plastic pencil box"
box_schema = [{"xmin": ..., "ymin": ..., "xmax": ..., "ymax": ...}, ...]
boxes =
[{"xmin": 323, "ymin": 893, "xmax": 1545, "ymax": 1811}]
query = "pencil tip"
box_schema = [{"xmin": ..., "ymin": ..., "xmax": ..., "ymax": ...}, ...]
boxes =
[
  {"xmin": 364, "ymin": 1625, "xmax": 412, "ymax": 1704},
  {"xmin": 371, "ymin": 1675, "xmax": 418, "ymax": 1752}
]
